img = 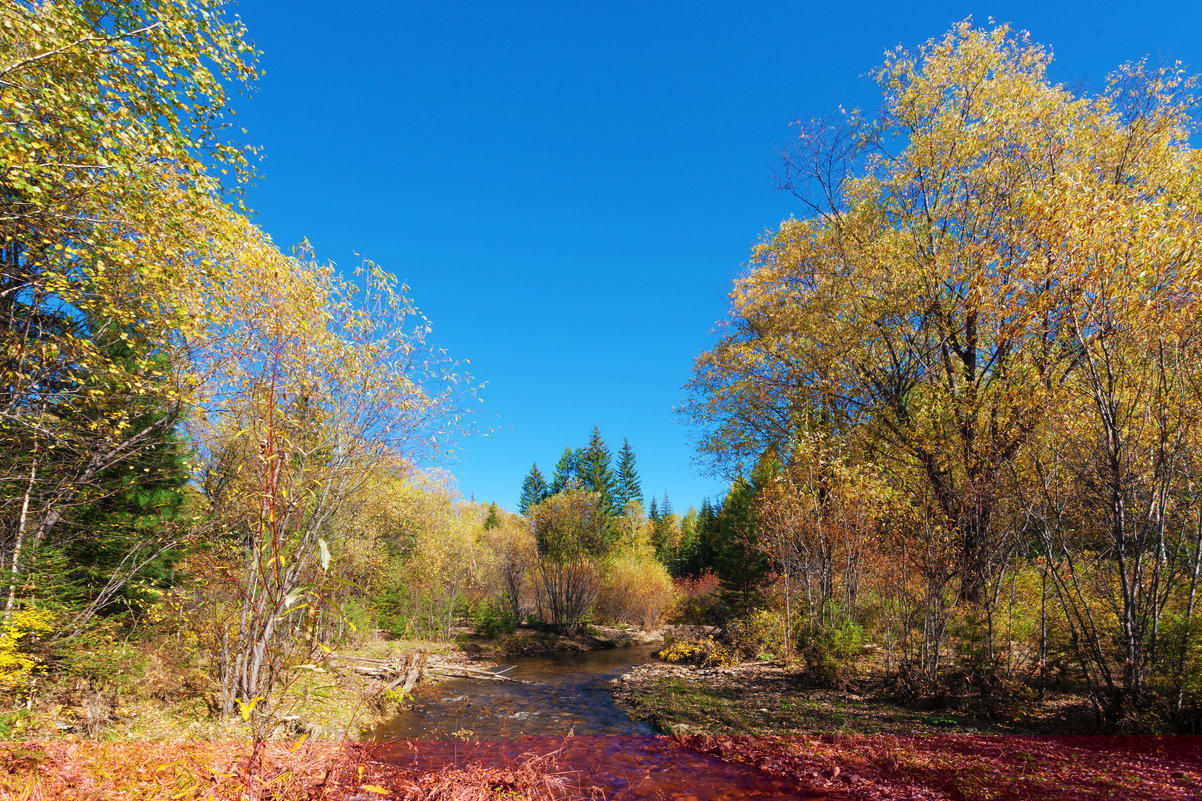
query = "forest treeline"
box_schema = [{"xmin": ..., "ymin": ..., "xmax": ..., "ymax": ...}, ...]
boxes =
[{"xmin": 681, "ymin": 22, "xmax": 1202, "ymax": 733}]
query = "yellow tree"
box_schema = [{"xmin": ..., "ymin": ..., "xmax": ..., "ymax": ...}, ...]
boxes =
[
  {"xmin": 688, "ymin": 21, "xmax": 1196, "ymax": 605},
  {"xmin": 689, "ymin": 20, "xmax": 1202, "ymax": 721},
  {"xmin": 192, "ymin": 224, "xmax": 472, "ymax": 724},
  {"xmin": 1015, "ymin": 67, "xmax": 1202, "ymax": 715},
  {"xmin": 0, "ymin": 0, "xmax": 256, "ymax": 616}
]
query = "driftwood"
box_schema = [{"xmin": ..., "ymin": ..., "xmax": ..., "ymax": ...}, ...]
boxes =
[
  {"xmin": 424, "ymin": 664, "xmax": 526, "ymax": 683},
  {"xmin": 328, "ymin": 650, "xmax": 528, "ymax": 689}
]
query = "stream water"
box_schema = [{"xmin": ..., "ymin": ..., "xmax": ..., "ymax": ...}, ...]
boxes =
[
  {"xmin": 370, "ymin": 644, "xmax": 661, "ymax": 740},
  {"xmin": 369, "ymin": 645, "xmax": 815, "ymax": 799}
]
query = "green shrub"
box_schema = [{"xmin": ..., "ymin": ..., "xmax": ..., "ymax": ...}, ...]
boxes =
[
  {"xmin": 472, "ymin": 601, "xmax": 514, "ymax": 638},
  {"xmin": 54, "ymin": 621, "xmax": 147, "ymax": 691},
  {"xmin": 795, "ymin": 622, "xmax": 864, "ymax": 687},
  {"xmin": 339, "ymin": 597, "xmax": 376, "ymax": 643}
]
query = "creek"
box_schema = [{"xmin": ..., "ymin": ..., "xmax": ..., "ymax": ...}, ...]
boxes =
[{"xmin": 369, "ymin": 644, "xmax": 815, "ymax": 799}]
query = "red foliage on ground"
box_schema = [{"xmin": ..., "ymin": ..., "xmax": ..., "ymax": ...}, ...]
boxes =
[
  {"xmin": 5, "ymin": 736, "xmax": 1199, "ymax": 800},
  {"xmin": 676, "ymin": 734, "xmax": 1202, "ymax": 801},
  {"xmin": 0, "ymin": 740, "xmax": 584, "ymax": 800}
]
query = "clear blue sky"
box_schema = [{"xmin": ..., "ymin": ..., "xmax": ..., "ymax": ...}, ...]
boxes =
[{"xmin": 233, "ymin": 0, "xmax": 1202, "ymax": 513}]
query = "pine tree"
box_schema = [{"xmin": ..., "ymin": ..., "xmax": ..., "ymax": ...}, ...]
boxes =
[
  {"xmin": 576, "ymin": 425, "xmax": 618, "ymax": 516},
  {"xmin": 648, "ymin": 496, "xmax": 659, "ymax": 522},
  {"xmin": 519, "ymin": 464, "xmax": 550, "ymax": 516},
  {"xmin": 483, "ymin": 502, "xmax": 501, "ymax": 530},
  {"xmin": 614, "ymin": 438, "xmax": 643, "ymax": 510},
  {"xmin": 550, "ymin": 447, "xmax": 578, "ymax": 494}
]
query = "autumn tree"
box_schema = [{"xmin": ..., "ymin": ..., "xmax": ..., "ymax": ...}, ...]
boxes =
[
  {"xmin": 0, "ymin": 0, "xmax": 256, "ymax": 622},
  {"xmin": 192, "ymin": 228, "xmax": 472, "ymax": 726},
  {"xmin": 687, "ymin": 20, "xmax": 1202, "ymax": 724},
  {"xmin": 484, "ymin": 518, "xmax": 536, "ymax": 629},
  {"xmin": 530, "ymin": 490, "xmax": 609, "ymax": 633},
  {"xmin": 687, "ymin": 21, "xmax": 1191, "ymax": 604}
]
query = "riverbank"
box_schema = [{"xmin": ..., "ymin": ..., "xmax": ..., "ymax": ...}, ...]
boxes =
[
  {"xmin": 3, "ymin": 635, "xmax": 484, "ymax": 742},
  {"xmin": 456, "ymin": 623, "xmax": 676, "ymax": 657},
  {"xmin": 610, "ymin": 658, "xmax": 1097, "ymax": 736},
  {"xmin": 672, "ymin": 733, "xmax": 1202, "ymax": 801},
  {"xmin": 4, "ymin": 621, "xmax": 664, "ymax": 743}
]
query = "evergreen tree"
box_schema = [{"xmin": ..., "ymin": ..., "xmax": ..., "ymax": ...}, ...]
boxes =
[
  {"xmin": 648, "ymin": 496, "xmax": 659, "ymax": 522},
  {"xmin": 651, "ymin": 491, "xmax": 678, "ymax": 563},
  {"xmin": 712, "ymin": 453, "xmax": 779, "ymax": 614},
  {"xmin": 614, "ymin": 438, "xmax": 643, "ymax": 509},
  {"xmin": 673, "ymin": 506, "xmax": 701, "ymax": 575},
  {"xmin": 550, "ymin": 446, "xmax": 578, "ymax": 494},
  {"xmin": 519, "ymin": 463, "xmax": 550, "ymax": 516},
  {"xmin": 576, "ymin": 425, "xmax": 618, "ymax": 516},
  {"xmin": 483, "ymin": 502, "xmax": 501, "ymax": 530},
  {"xmin": 711, "ymin": 479, "xmax": 767, "ymax": 614},
  {"xmin": 680, "ymin": 497, "xmax": 720, "ymax": 577},
  {"xmin": 64, "ymin": 417, "xmax": 191, "ymax": 617}
]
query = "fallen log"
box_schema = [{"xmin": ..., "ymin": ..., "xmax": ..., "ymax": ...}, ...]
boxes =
[{"xmin": 424, "ymin": 665, "xmax": 530, "ymax": 683}]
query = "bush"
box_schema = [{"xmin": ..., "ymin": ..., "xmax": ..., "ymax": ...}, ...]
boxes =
[
  {"xmin": 595, "ymin": 551, "xmax": 677, "ymax": 630},
  {"xmin": 795, "ymin": 622, "xmax": 864, "ymax": 688},
  {"xmin": 471, "ymin": 601, "xmax": 515, "ymax": 638},
  {"xmin": 52, "ymin": 621, "xmax": 146, "ymax": 692},
  {"xmin": 723, "ymin": 609, "xmax": 784, "ymax": 660},
  {"xmin": 0, "ymin": 607, "xmax": 53, "ymax": 691},
  {"xmin": 338, "ymin": 597, "xmax": 376, "ymax": 644},
  {"xmin": 655, "ymin": 637, "xmax": 737, "ymax": 667},
  {"xmin": 668, "ymin": 570, "xmax": 726, "ymax": 625}
]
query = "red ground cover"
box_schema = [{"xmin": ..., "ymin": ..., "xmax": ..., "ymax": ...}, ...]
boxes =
[{"xmin": 676, "ymin": 734, "xmax": 1202, "ymax": 800}]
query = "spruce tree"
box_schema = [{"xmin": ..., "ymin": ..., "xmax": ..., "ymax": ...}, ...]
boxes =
[
  {"xmin": 648, "ymin": 496, "xmax": 659, "ymax": 522},
  {"xmin": 576, "ymin": 425, "xmax": 618, "ymax": 516},
  {"xmin": 681, "ymin": 497, "xmax": 720, "ymax": 577},
  {"xmin": 550, "ymin": 446, "xmax": 578, "ymax": 494},
  {"xmin": 518, "ymin": 464, "xmax": 550, "ymax": 516},
  {"xmin": 483, "ymin": 502, "xmax": 501, "ymax": 530},
  {"xmin": 614, "ymin": 438, "xmax": 643, "ymax": 510},
  {"xmin": 712, "ymin": 453, "xmax": 778, "ymax": 614},
  {"xmin": 652, "ymin": 492, "xmax": 677, "ymax": 563}
]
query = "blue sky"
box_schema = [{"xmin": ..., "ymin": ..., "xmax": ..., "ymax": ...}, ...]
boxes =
[{"xmin": 232, "ymin": 0, "xmax": 1202, "ymax": 513}]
